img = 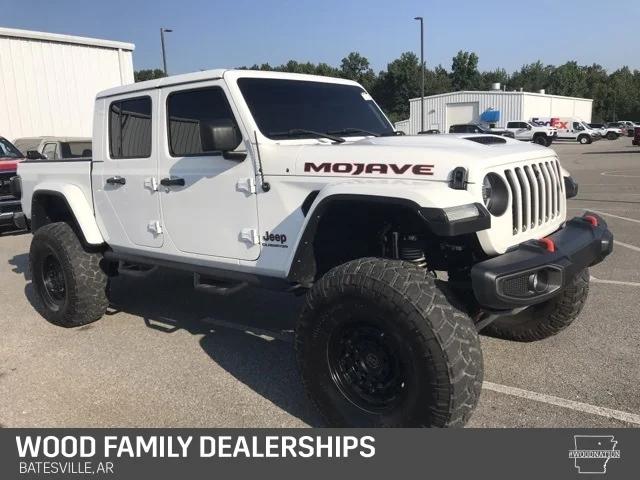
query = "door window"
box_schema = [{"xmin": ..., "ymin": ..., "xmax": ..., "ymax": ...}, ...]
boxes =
[
  {"xmin": 166, "ymin": 87, "xmax": 239, "ymax": 156},
  {"xmin": 109, "ymin": 97, "xmax": 152, "ymax": 159},
  {"xmin": 42, "ymin": 143, "xmax": 58, "ymax": 160}
]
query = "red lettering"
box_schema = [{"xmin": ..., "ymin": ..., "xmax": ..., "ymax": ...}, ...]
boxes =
[
  {"xmin": 412, "ymin": 164, "xmax": 434, "ymax": 175},
  {"xmin": 365, "ymin": 164, "xmax": 388, "ymax": 174},
  {"xmin": 389, "ymin": 164, "xmax": 411, "ymax": 174},
  {"xmin": 304, "ymin": 162, "xmax": 331, "ymax": 173},
  {"xmin": 332, "ymin": 163, "xmax": 353, "ymax": 173}
]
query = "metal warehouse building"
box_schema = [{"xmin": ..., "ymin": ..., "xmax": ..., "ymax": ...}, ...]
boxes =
[
  {"xmin": 396, "ymin": 88, "xmax": 593, "ymax": 135},
  {"xmin": 0, "ymin": 27, "xmax": 135, "ymax": 141}
]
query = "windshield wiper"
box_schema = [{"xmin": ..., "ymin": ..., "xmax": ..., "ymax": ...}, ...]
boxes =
[
  {"xmin": 268, "ymin": 129, "xmax": 345, "ymax": 143},
  {"xmin": 327, "ymin": 127, "xmax": 380, "ymax": 137}
]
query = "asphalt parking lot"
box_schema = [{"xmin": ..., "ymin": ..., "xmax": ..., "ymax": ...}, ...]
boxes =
[{"xmin": 1, "ymin": 137, "xmax": 639, "ymax": 428}]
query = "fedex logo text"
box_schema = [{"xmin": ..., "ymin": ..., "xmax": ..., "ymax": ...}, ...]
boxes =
[{"xmin": 532, "ymin": 117, "xmax": 569, "ymax": 129}]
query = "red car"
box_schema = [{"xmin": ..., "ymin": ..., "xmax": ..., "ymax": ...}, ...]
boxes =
[{"xmin": 0, "ymin": 137, "xmax": 25, "ymax": 231}]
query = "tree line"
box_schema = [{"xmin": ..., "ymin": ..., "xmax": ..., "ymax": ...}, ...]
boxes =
[{"xmin": 135, "ymin": 51, "xmax": 640, "ymax": 124}]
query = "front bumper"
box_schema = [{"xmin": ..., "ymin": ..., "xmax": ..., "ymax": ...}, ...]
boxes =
[
  {"xmin": 471, "ymin": 213, "xmax": 613, "ymax": 310},
  {"xmin": 0, "ymin": 195, "xmax": 23, "ymax": 229}
]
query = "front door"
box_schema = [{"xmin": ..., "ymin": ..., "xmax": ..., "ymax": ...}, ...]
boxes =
[
  {"xmin": 93, "ymin": 93, "xmax": 163, "ymax": 249},
  {"xmin": 157, "ymin": 81, "xmax": 259, "ymax": 260}
]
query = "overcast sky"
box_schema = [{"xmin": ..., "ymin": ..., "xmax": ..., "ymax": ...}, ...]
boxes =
[{"xmin": 3, "ymin": 0, "xmax": 636, "ymax": 75}]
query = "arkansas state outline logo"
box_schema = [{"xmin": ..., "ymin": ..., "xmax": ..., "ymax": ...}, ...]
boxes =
[{"xmin": 569, "ymin": 435, "xmax": 621, "ymax": 474}]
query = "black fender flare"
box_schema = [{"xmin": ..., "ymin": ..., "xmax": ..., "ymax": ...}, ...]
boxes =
[{"xmin": 286, "ymin": 194, "xmax": 490, "ymax": 285}]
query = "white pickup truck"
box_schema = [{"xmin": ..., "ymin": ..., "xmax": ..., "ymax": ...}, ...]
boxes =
[
  {"xmin": 14, "ymin": 70, "xmax": 613, "ymax": 428},
  {"xmin": 503, "ymin": 121, "xmax": 557, "ymax": 147}
]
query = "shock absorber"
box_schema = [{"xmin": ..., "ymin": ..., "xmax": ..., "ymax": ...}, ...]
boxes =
[{"xmin": 398, "ymin": 235, "xmax": 427, "ymax": 268}]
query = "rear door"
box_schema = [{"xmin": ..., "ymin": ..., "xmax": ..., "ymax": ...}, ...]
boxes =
[{"xmin": 92, "ymin": 93, "xmax": 163, "ymax": 249}]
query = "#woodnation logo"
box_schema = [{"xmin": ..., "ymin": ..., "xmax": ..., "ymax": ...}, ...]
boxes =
[{"xmin": 569, "ymin": 435, "xmax": 621, "ymax": 474}]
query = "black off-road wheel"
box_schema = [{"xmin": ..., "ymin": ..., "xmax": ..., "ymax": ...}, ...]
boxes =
[
  {"xmin": 30, "ymin": 222, "xmax": 108, "ymax": 327},
  {"xmin": 483, "ymin": 268, "xmax": 589, "ymax": 342},
  {"xmin": 534, "ymin": 135, "xmax": 548, "ymax": 146},
  {"xmin": 606, "ymin": 132, "xmax": 618, "ymax": 140},
  {"xmin": 295, "ymin": 258, "xmax": 483, "ymax": 427}
]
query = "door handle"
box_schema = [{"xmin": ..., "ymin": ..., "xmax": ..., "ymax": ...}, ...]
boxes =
[
  {"xmin": 106, "ymin": 176, "xmax": 126, "ymax": 185},
  {"xmin": 160, "ymin": 177, "xmax": 185, "ymax": 187}
]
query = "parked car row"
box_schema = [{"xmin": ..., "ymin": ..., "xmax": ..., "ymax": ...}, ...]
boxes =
[{"xmin": 447, "ymin": 117, "xmax": 597, "ymax": 147}]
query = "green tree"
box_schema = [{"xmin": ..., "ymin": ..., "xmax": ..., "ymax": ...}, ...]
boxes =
[
  {"xmin": 424, "ymin": 65, "xmax": 453, "ymax": 95},
  {"xmin": 134, "ymin": 69, "xmax": 166, "ymax": 82},
  {"xmin": 340, "ymin": 52, "xmax": 375, "ymax": 91},
  {"xmin": 548, "ymin": 61, "xmax": 588, "ymax": 97},
  {"xmin": 480, "ymin": 68, "xmax": 509, "ymax": 90},
  {"xmin": 371, "ymin": 52, "xmax": 422, "ymax": 123},
  {"xmin": 509, "ymin": 61, "xmax": 553, "ymax": 92},
  {"xmin": 451, "ymin": 51, "xmax": 480, "ymax": 90}
]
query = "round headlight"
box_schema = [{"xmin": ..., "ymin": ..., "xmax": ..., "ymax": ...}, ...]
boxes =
[
  {"xmin": 482, "ymin": 176, "xmax": 493, "ymax": 207},
  {"xmin": 481, "ymin": 173, "xmax": 508, "ymax": 216}
]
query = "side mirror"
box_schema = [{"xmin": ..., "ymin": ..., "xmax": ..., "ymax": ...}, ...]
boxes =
[
  {"xmin": 526, "ymin": 124, "xmax": 532, "ymax": 130},
  {"xmin": 200, "ymin": 119, "xmax": 244, "ymax": 160},
  {"xmin": 26, "ymin": 150, "xmax": 44, "ymax": 160}
]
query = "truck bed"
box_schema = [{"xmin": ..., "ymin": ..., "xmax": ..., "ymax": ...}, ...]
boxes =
[{"xmin": 18, "ymin": 159, "xmax": 94, "ymax": 220}]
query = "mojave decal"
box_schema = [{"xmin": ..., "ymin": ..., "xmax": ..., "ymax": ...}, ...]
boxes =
[{"xmin": 303, "ymin": 162, "xmax": 434, "ymax": 176}]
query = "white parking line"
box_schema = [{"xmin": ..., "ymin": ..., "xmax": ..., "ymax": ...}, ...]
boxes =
[
  {"xmin": 601, "ymin": 171, "xmax": 640, "ymax": 178},
  {"xmin": 613, "ymin": 240, "xmax": 640, "ymax": 253},
  {"xmin": 202, "ymin": 314, "xmax": 640, "ymax": 424},
  {"xmin": 591, "ymin": 276, "xmax": 640, "ymax": 287},
  {"xmin": 586, "ymin": 209, "xmax": 640, "ymax": 225},
  {"xmin": 483, "ymin": 381, "xmax": 640, "ymax": 426}
]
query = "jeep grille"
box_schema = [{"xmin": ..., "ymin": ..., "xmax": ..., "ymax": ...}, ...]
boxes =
[{"xmin": 503, "ymin": 160, "xmax": 565, "ymax": 235}]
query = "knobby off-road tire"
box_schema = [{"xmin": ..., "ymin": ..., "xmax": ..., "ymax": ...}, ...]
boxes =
[
  {"xmin": 534, "ymin": 135, "xmax": 547, "ymax": 146},
  {"xmin": 295, "ymin": 258, "xmax": 483, "ymax": 427},
  {"xmin": 30, "ymin": 222, "xmax": 108, "ymax": 327},
  {"xmin": 483, "ymin": 268, "xmax": 589, "ymax": 342}
]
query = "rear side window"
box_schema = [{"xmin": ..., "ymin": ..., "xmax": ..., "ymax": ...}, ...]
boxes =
[
  {"xmin": 167, "ymin": 87, "xmax": 238, "ymax": 156},
  {"xmin": 109, "ymin": 97, "xmax": 152, "ymax": 159}
]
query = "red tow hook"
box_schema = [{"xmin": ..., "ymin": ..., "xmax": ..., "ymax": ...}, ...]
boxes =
[
  {"xmin": 539, "ymin": 237, "xmax": 556, "ymax": 253},
  {"xmin": 584, "ymin": 215, "xmax": 598, "ymax": 227}
]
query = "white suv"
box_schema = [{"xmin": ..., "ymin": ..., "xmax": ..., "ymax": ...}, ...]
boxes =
[{"xmin": 14, "ymin": 70, "xmax": 613, "ymax": 428}]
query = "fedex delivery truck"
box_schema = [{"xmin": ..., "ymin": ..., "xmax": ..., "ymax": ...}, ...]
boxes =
[{"xmin": 530, "ymin": 117, "xmax": 601, "ymax": 144}]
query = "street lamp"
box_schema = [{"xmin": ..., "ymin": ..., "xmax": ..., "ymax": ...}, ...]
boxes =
[
  {"xmin": 160, "ymin": 28, "xmax": 173, "ymax": 76},
  {"xmin": 414, "ymin": 16, "xmax": 425, "ymax": 133}
]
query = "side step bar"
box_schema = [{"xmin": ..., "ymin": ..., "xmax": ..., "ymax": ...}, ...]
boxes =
[{"xmin": 193, "ymin": 273, "xmax": 247, "ymax": 296}]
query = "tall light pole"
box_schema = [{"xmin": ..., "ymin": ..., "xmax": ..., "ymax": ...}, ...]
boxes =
[
  {"xmin": 160, "ymin": 28, "xmax": 173, "ymax": 76},
  {"xmin": 414, "ymin": 16, "xmax": 425, "ymax": 133}
]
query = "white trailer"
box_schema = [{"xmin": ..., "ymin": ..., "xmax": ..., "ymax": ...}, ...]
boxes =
[{"xmin": 0, "ymin": 27, "xmax": 134, "ymax": 141}]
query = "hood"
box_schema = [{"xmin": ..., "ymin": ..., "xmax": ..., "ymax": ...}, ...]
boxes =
[{"xmin": 288, "ymin": 134, "xmax": 557, "ymax": 183}]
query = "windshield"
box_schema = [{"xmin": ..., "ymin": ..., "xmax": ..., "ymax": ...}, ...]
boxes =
[
  {"xmin": 0, "ymin": 138, "xmax": 23, "ymax": 159},
  {"xmin": 237, "ymin": 78, "xmax": 394, "ymax": 139}
]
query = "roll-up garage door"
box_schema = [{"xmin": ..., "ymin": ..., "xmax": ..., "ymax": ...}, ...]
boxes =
[{"xmin": 446, "ymin": 102, "xmax": 479, "ymax": 130}]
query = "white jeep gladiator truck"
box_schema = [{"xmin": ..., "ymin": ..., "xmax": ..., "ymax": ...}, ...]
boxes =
[
  {"xmin": 14, "ymin": 70, "xmax": 613, "ymax": 428},
  {"xmin": 503, "ymin": 121, "xmax": 557, "ymax": 146}
]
